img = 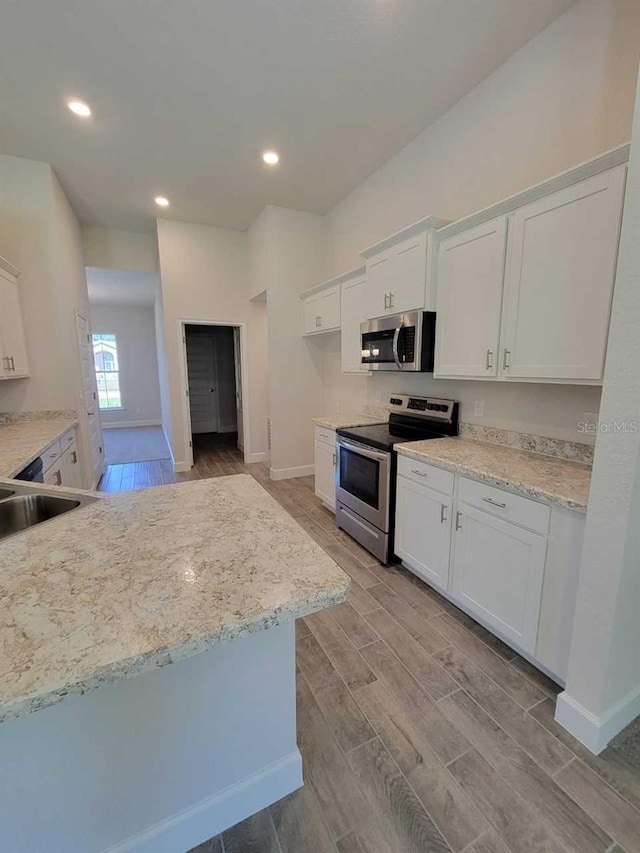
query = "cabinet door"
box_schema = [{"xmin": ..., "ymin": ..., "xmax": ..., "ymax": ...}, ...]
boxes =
[
  {"xmin": 318, "ymin": 287, "xmax": 340, "ymax": 331},
  {"xmin": 434, "ymin": 218, "xmax": 507, "ymax": 377},
  {"xmin": 501, "ymin": 166, "xmax": 626, "ymax": 380},
  {"xmin": 388, "ymin": 232, "xmax": 428, "ymax": 313},
  {"xmin": 452, "ymin": 504, "xmax": 547, "ymax": 653},
  {"xmin": 341, "ymin": 277, "xmax": 368, "ymax": 373},
  {"xmin": 302, "ymin": 295, "xmax": 322, "ymax": 335},
  {"xmin": 61, "ymin": 444, "xmax": 82, "ymax": 488},
  {"xmin": 395, "ymin": 475, "xmax": 452, "ymax": 592},
  {"xmin": 0, "ymin": 275, "xmax": 29, "ymax": 378},
  {"xmin": 314, "ymin": 439, "xmax": 336, "ymax": 510},
  {"xmin": 364, "ymin": 252, "xmax": 391, "ymax": 319}
]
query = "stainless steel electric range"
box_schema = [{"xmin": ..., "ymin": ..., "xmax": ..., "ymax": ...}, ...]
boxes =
[{"xmin": 335, "ymin": 394, "xmax": 459, "ymax": 563}]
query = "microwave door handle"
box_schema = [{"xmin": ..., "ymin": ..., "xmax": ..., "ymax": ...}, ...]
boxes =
[{"xmin": 392, "ymin": 323, "xmax": 403, "ymax": 370}]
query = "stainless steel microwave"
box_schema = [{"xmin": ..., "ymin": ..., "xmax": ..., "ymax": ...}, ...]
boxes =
[{"xmin": 360, "ymin": 310, "xmax": 436, "ymax": 372}]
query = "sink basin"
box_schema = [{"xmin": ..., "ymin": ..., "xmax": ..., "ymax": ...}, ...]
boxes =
[
  {"xmin": 0, "ymin": 494, "xmax": 81, "ymax": 541},
  {"xmin": 0, "ymin": 488, "xmax": 15, "ymax": 501}
]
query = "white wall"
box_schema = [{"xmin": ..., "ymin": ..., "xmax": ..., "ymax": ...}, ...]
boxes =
[
  {"xmin": 89, "ymin": 303, "xmax": 162, "ymax": 427},
  {"xmin": 156, "ymin": 219, "xmax": 252, "ymax": 468},
  {"xmin": 0, "ymin": 155, "xmax": 95, "ymax": 486},
  {"xmin": 248, "ymin": 207, "xmax": 326, "ymax": 479},
  {"xmin": 557, "ymin": 63, "xmax": 640, "ymax": 752},
  {"xmin": 319, "ymin": 0, "xmax": 640, "ymax": 441},
  {"xmin": 82, "ymin": 226, "xmax": 159, "ymax": 272}
]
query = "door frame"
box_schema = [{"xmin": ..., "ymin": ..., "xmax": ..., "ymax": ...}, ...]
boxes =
[{"xmin": 177, "ymin": 318, "xmax": 250, "ymax": 469}]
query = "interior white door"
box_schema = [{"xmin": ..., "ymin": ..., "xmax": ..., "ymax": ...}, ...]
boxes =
[
  {"xmin": 186, "ymin": 334, "xmax": 219, "ymax": 434},
  {"xmin": 314, "ymin": 439, "xmax": 336, "ymax": 510},
  {"xmin": 501, "ymin": 166, "xmax": 627, "ymax": 380},
  {"xmin": 434, "ymin": 217, "xmax": 507, "ymax": 377},
  {"xmin": 0, "ymin": 274, "xmax": 29, "ymax": 377},
  {"xmin": 452, "ymin": 503, "xmax": 547, "ymax": 653},
  {"xmin": 233, "ymin": 327, "xmax": 244, "ymax": 452},
  {"xmin": 340, "ymin": 276, "xmax": 368, "ymax": 373},
  {"xmin": 395, "ymin": 475, "xmax": 452, "ymax": 592},
  {"xmin": 76, "ymin": 311, "xmax": 105, "ymax": 488}
]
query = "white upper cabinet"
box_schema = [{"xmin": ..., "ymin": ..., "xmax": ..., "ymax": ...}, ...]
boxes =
[
  {"xmin": 501, "ymin": 166, "xmax": 626, "ymax": 381},
  {"xmin": 361, "ymin": 216, "xmax": 448, "ymax": 320},
  {"xmin": 301, "ymin": 284, "xmax": 340, "ymax": 335},
  {"xmin": 433, "ymin": 146, "xmax": 629, "ymax": 384},
  {"xmin": 435, "ymin": 218, "xmax": 507, "ymax": 378},
  {"xmin": 0, "ymin": 258, "xmax": 29, "ymax": 379},
  {"xmin": 340, "ymin": 269, "xmax": 369, "ymax": 374}
]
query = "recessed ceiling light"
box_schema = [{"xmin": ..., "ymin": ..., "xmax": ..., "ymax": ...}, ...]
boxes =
[
  {"xmin": 262, "ymin": 150, "xmax": 280, "ymax": 165},
  {"xmin": 154, "ymin": 196, "xmax": 170, "ymax": 207},
  {"xmin": 67, "ymin": 99, "xmax": 91, "ymax": 117}
]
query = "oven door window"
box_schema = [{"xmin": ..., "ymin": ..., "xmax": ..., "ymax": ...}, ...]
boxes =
[{"xmin": 339, "ymin": 446, "xmax": 380, "ymax": 509}]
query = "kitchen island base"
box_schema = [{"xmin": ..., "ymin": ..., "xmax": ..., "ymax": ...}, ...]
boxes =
[{"xmin": 0, "ymin": 622, "xmax": 301, "ymax": 853}]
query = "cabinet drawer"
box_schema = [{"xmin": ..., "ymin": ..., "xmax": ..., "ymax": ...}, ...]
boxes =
[
  {"xmin": 397, "ymin": 454, "xmax": 454, "ymax": 496},
  {"xmin": 61, "ymin": 428, "xmax": 76, "ymax": 448},
  {"xmin": 315, "ymin": 426, "xmax": 336, "ymax": 446},
  {"xmin": 42, "ymin": 440, "xmax": 62, "ymax": 471},
  {"xmin": 458, "ymin": 476, "xmax": 550, "ymax": 535}
]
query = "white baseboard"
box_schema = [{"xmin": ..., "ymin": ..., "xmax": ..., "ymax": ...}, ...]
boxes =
[
  {"xmin": 270, "ymin": 464, "xmax": 314, "ymax": 481},
  {"xmin": 106, "ymin": 750, "xmax": 302, "ymax": 853},
  {"xmin": 173, "ymin": 460, "xmax": 191, "ymax": 473},
  {"xmin": 245, "ymin": 451, "xmax": 270, "ymax": 464},
  {"xmin": 102, "ymin": 420, "xmax": 162, "ymax": 429},
  {"xmin": 555, "ymin": 685, "xmax": 640, "ymax": 754}
]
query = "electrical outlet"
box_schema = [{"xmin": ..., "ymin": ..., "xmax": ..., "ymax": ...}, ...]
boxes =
[{"xmin": 473, "ymin": 400, "xmax": 485, "ymax": 418}]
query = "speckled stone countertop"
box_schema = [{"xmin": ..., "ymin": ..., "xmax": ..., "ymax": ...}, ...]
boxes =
[
  {"xmin": 0, "ymin": 418, "xmax": 78, "ymax": 477},
  {"xmin": 396, "ymin": 438, "xmax": 591, "ymax": 511},
  {"xmin": 0, "ymin": 475, "xmax": 349, "ymax": 722},
  {"xmin": 313, "ymin": 414, "xmax": 384, "ymax": 430}
]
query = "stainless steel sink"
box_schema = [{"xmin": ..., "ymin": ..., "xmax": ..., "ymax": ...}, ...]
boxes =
[
  {"xmin": 0, "ymin": 488, "xmax": 15, "ymax": 501},
  {"xmin": 0, "ymin": 494, "xmax": 82, "ymax": 541}
]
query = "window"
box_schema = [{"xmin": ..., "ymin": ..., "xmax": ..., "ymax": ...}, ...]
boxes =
[{"xmin": 92, "ymin": 333, "xmax": 122, "ymax": 409}]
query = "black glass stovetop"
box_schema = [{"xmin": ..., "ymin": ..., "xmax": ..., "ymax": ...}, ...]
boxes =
[{"xmin": 336, "ymin": 421, "xmax": 448, "ymax": 452}]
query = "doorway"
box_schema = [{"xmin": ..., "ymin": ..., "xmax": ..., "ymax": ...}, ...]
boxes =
[{"xmin": 182, "ymin": 322, "xmax": 246, "ymax": 468}]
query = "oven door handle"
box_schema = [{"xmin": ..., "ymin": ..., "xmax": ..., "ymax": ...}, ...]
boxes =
[
  {"xmin": 336, "ymin": 438, "xmax": 389, "ymax": 463},
  {"xmin": 392, "ymin": 323, "xmax": 403, "ymax": 370}
]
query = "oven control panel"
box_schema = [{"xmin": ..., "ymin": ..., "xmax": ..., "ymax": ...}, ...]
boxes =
[{"xmin": 388, "ymin": 394, "xmax": 456, "ymax": 422}]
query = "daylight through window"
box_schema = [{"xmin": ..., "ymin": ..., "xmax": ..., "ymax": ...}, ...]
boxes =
[{"xmin": 92, "ymin": 333, "xmax": 122, "ymax": 409}]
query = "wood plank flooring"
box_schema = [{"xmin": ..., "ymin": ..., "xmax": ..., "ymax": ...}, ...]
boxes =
[{"xmin": 99, "ymin": 434, "xmax": 640, "ymax": 853}]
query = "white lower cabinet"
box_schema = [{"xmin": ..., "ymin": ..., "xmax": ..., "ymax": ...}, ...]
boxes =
[
  {"xmin": 42, "ymin": 428, "xmax": 79, "ymax": 488},
  {"xmin": 60, "ymin": 441, "xmax": 82, "ymax": 488},
  {"xmin": 395, "ymin": 475, "xmax": 452, "ymax": 592},
  {"xmin": 314, "ymin": 427, "xmax": 336, "ymax": 511},
  {"xmin": 451, "ymin": 503, "xmax": 547, "ymax": 654}
]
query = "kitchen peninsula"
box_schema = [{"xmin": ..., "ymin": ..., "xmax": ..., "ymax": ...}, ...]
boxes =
[{"xmin": 0, "ymin": 474, "xmax": 349, "ymax": 853}]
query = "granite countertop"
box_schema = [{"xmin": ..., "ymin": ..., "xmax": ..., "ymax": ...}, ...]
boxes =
[
  {"xmin": 0, "ymin": 475, "xmax": 349, "ymax": 723},
  {"xmin": 313, "ymin": 414, "xmax": 385, "ymax": 430},
  {"xmin": 396, "ymin": 437, "xmax": 591, "ymax": 511},
  {"xmin": 0, "ymin": 418, "xmax": 79, "ymax": 477}
]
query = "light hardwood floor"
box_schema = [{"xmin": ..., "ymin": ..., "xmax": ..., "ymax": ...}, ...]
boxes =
[{"xmin": 99, "ymin": 434, "xmax": 640, "ymax": 853}]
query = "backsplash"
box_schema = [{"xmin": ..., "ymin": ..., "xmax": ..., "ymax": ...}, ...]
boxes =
[
  {"xmin": 0, "ymin": 410, "xmax": 77, "ymax": 425},
  {"xmin": 458, "ymin": 423, "xmax": 594, "ymax": 465}
]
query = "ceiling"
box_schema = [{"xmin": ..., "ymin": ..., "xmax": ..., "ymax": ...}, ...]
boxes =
[
  {"xmin": 86, "ymin": 267, "xmax": 158, "ymax": 307},
  {"xmin": 0, "ymin": 0, "xmax": 576, "ymax": 233}
]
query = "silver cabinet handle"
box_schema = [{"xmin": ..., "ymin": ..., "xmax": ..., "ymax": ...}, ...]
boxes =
[
  {"xmin": 10, "ymin": 356, "xmax": 15, "ymax": 372},
  {"xmin": 482, "ymin": 496, "xmax": 506, "ymax": 509},
  {"xmin": 411, "ymin": 469, "xmax": 428, "ymax": 477},
  {"xmin": 315, "ymin": 315, "xmax": 321, "ymax": 327},
  {"xmin": 383, "ymin": 293, "xmax": 389, "ymax": 310},
  {"xmin": 440, "ymin": 504, "xmax": 447, "ymax": 523},
  {"xmin": 54, "ymin": 470, "xmax": 62, "ymax": 486},
  {"xmin": 71, "ymin": 451, "xmax": 77, "ymax": 464},
  {"xmin": 388, "ymin": 292, "xmax": 395, "ymax": 309},
  {"xmin": 503, "ymin": 348, "xmax": 511, "ymax": 369},
  {"xmin": 486, "ymin": 349, "xmax": 493, "ymax": 370},
  {"xmin": 455, "ymin": 511, "xmax": 462, "ymax": 531},
  {"xmin": 2, "ymin": 356, "xmax": 9, "ymax": 372},
  {"xmin": 332, "ymin": 451, "xmax": 336, "ymax": 467}
]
